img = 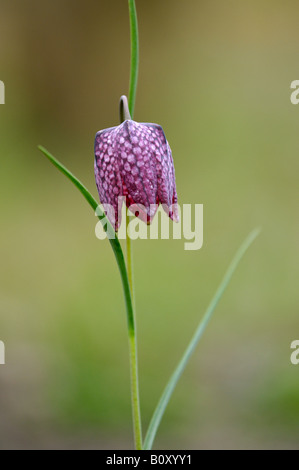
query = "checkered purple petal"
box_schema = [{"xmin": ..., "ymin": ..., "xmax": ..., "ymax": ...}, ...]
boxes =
[{"xmin": 94, "ymin": 119, "xmax": 178, "ymax": 229}]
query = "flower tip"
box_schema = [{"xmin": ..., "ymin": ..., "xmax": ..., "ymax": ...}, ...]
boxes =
[
  {"xmin": 120, "ymin": 94, "xmax": 128, "ymax": 104},
  {"xmin": 170, "ymin": 204, "xmax": 180, "ymax": 223},
  {"xmin": 119, "ymin": 95, "xmax": 131, "ymax": 122},
  {"xmin": 170, "ymin": 213, "xmax": 180, "ymax": 223}
]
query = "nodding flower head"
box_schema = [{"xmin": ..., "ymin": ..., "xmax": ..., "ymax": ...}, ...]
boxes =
[{"xmin": 94, "ymin": 96, "xmax": 178, "ymax": 230}]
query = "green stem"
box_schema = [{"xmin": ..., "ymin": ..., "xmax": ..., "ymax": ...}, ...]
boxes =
[
  {"xmin": 124, "ymin": 0, "xmax": 142, "ymax": 450},
  {"xmin": 126, "ymin": 211, "xmax": 142, "ymax": 450},
  {"xmin": 128, "ymin": 332, "xmax": 142, "ymax": 449},
  {"xmin": 126, "ymin": 213, "xmax": 134, "ymax": 299},
  {"xmin": 128, "ymin": 0, "xmax": 139, "ymax": 117}
]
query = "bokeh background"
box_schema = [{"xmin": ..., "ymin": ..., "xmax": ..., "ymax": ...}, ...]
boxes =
[{"xmin": 0, "ymin": 0, "xmax": 298, "ymax": 450}]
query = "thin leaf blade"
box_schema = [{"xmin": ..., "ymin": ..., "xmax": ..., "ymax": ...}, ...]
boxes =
[
  {"xmin": 38, "ymin": 145, "xmax": 135, "ymax": 334},
  {"xmin": 143, "ymin": 228, "xmax": 260, "ymax": 450}
]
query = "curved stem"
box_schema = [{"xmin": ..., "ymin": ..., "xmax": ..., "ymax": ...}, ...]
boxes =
[{"xmin": 120, "ymin": 95, "xmax": 132, "ymax": 122}]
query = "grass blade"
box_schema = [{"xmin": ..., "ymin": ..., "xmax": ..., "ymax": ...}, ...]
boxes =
[
  {"xmin": 38, "ymin": 145, "xmax": 135, "ymax": 334},
  {"xmin": 143, "ymin": 228, "xmax": 261, "ymax": 450}
]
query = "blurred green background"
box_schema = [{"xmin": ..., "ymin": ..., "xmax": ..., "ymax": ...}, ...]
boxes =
[{"xmin": 0, "ymin": 0, "xmax": 298, "ymax": 449}]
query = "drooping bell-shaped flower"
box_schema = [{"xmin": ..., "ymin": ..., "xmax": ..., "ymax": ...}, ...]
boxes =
[{"xmin": 94, "ymin": 96, "xmax": 178, "ymax": 230}]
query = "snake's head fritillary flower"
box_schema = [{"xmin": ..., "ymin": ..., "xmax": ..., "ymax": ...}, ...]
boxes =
[{"xmin": 94, "ymin": 96, "xmax": 178, "ymax": 230}]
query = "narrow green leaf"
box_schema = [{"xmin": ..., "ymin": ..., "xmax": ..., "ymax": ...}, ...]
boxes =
[
  {"xmin": 38, "ymin": 145, "xmax": 135, "ymax": 334},
  {"xmin": 143, "ymin": 228, "xmax": 261, "ymax": 450}
]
